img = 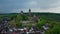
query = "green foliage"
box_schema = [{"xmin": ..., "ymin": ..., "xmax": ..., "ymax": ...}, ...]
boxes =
[
  {"xmin": 51, "ymin": 26, "xmax": 60, "ymax": 34},
  {"xmin": 36, "ymin": 18, "xmax": 46, "ymax": 30},
  {"xmin": 45, "ymin": 22, "xmax": 60, "ymax": 34},
  {"xmin": 0, "ymin": 13, "xmax": 60, "ymax": 33},
  {"xmin": 22, "ymin": 14, "xmax": 28, "ymax": 20},
  {"xmin": 26, "ymin": 23, "xmax": 32, "ymax": 30},
  {"xmin": 44, "ymin": 29, "xmax": 51, "ymax": 34},
  {"xmin": 16, "ymin": 14, "xmax": 22, "ymax": 21},
  {"xmin": 8, "ymin": 15, "xmax": 15, "ymax": 20},
  {"xmin": 16, "ymin": 22, "xmax": 22, "ymax": 28},
  {"xmin": 45, "ymin": 26, "xmax": 60, "ymax": 34}
]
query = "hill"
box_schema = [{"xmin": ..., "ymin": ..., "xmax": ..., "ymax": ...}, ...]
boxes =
[{"xmin": 0, "ymin": 13, "xmax": 60, "ymax": 22}]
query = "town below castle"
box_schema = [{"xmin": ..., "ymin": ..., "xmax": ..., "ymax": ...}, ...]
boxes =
[{"xmin": 0, "ymin": 9, "xmax": 60, "ymax": 34}]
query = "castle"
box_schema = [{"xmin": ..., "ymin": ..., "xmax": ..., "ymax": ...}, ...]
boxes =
[{"xmin": 20, "ymin": 9, "xmax": 39, "ymax": 26}]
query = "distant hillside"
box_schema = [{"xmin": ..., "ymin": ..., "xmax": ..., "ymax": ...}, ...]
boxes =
[{"xmin": 0, "ymin": 13, "xmax": 60, "ymax": 22}]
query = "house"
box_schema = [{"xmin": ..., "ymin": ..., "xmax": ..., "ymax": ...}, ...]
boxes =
[{"xmin": 43, "ymin": 23, "xmax": 49, "ymax": 30}]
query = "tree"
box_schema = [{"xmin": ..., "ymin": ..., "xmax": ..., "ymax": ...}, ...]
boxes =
[
  {"xmin": 22, "ymin": 14, "xmax": 28, "ymax": 20},
  {"xmin": 16, "ymin": 22, "xmax": 22, "ymax": 28},
  {"xmin": 45, "ymin": 23, "xmax": 60, "ymax": 34},
  {"xmin": 36, "ymin": 18, "xmax": 46, "ymax": 30},
  {"xmin": 16, "ymin": 14, "xmax": 22, "ymax": 22},
  {"xmin": 26, "ymin": 23, "xmax": 32, "ymax": 30}
]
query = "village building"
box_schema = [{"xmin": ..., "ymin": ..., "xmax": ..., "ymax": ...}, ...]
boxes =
[{"xmin": 0, "ymin": 17, "xmax": 10, "ymax": 34}]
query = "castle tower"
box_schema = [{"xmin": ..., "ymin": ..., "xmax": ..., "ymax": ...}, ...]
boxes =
[
  {"xmin": 20, "ymin": 10, "xmax": 23, "ymax": 16},
  {"xmin": 29, "ymin": 9, "xmax": 31, "ymax": 16},
  {"xmin": 29, "ymin": 9, "xmax": 31, "ymax": 13}
]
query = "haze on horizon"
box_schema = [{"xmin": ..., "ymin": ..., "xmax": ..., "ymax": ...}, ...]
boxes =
[{"xmin": 0, "ymin": 0, "xmax": 60, "ymax": 13}]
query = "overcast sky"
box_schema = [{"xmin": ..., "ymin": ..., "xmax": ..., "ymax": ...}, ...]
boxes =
[{"xmin": 0, "ymin": 0, "xmax": 60, "ymax": 13}]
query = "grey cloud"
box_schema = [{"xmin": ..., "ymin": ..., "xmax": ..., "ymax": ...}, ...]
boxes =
[{"xmin": 0, "ymin": 0, "xmax": 60, "ymax": 13}]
